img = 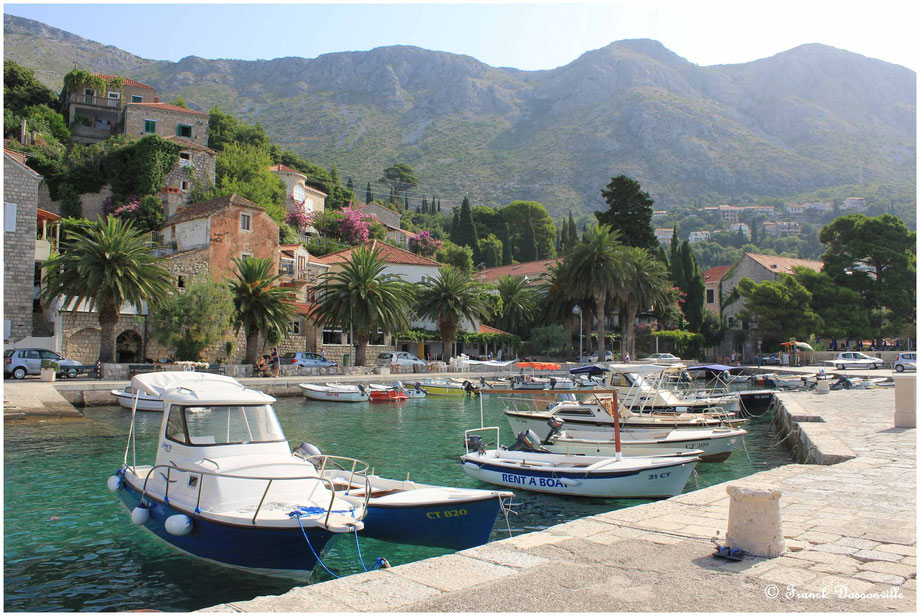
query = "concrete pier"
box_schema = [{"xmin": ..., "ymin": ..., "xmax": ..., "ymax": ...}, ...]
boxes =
[{"xmin": 201, "ymin": 388, "xmax": 915, "ymax": 612}]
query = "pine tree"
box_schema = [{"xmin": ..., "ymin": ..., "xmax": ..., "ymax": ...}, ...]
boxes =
[
  {"xmin": 365, "ymin": 183, "xmax": 372, "ymax": 204},
  {"xmin": 567, "ymin": 210, "xmax": 577, "ymax": 246},
  {"xmin": 346, "ymin": 178, "xmax": 354, "ymax": 192},
  {"xmin": 455, "ymin": 197, "xmax": 480, "ymax": 262}
]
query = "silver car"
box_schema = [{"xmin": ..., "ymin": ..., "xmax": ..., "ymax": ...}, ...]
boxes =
[
  {"xmin": 375, "ymin": 351, "xmax": 427, "ymax": 367},
  {"xmin": 894, "ymin": 352, "xmax": 916, "ymax": 373},
  {"xmin": 4, "ymin": 348, "xmax": 83, "ymax": 379}
]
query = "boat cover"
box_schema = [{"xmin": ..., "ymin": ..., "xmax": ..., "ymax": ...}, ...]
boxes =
[
  {"xmin": 128, "ymin": 371, "xmax": 243, "ymax": 396},
  {"xmin": 685, "ymin": 364, "xmax": 733, "ymax": 372},
  {"xmin": 569, "ymin": 364, "xmax": 611, "ymax": 375}
]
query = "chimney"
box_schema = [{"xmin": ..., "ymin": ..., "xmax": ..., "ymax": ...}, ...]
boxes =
[
  {"xmin": 20, "ymin": 120, "xmax": 27, "ymax": 145},
  {"xmin": 154, "ymin": 96, "xmax": 159, "ymax": 103}
]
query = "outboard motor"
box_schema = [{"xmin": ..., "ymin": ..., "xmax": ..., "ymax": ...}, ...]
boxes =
[
  {"xmin": 479, "ymin": 376, "xmax": 488, "ymax": 388},
  {"xmin": 357, "ymin": 384, "xmax": 367, "ymax": 394},
  {"xmin": 465, "ymin": 434, "xmax": 486, "ymax": 453},
  {"xmin": 414, "ymin": 381, "xmax": 423, "ymax": 393},
  {"xmin": 549, "ymin": 377, "xmax": 557, "ymax": 390},
  {"xmin": 293, "ymin": 442, "xmax": 323, "ymax": 460},
  {"xmin": 508, "ymin": 429, "xmax": 548, "ymax": 452},
  {"xmin": 541, "ymin": 417, "xmax": 565, "ymax": 445},
  {"xmin": 463, "ymin": 380, "xmax": 475, "ymax": 394}
]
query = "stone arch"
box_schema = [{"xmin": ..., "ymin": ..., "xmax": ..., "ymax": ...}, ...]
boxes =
[
  {"xmin": 66, "ymin": 327, "xmax": 101, "ymax": 364},
  {"xmin": 116, "ymin": 329, "xmax": 142, "ymax": 363}
]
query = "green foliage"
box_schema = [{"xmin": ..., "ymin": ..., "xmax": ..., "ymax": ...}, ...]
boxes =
[
  {"xmin": 679, "ymin": 241, "xmax": 706, "ymax": 332},
  {"xmin": 479, "ymin": 234, "xmax": 503, "ymax": 268},
  {"xmin": 619, "ymin": 246, "xmax": 671, "ymax": 356},
  {"xmin": 396, "ymin": 327, "xmax": 520, "ymax": 349},
  {"xmin": 228, "ymin": 256, "xmax": 297, "ymax": 364},
  {"xmin": 149, "ymin": 276, "xmax": 235, "ymax": 360},
  {"xmin": 737, "ymin": 275, "xmax": 823, "ymax": 349},
  {"xmin": 454, "ymin": 197, "xmax": 479, "ymax": 261},
  {"xmin": 18, "ymin": 104, "xmax": 70, "ymax": 143},
  {"xmin": 435, "ymin": 240, "xmax": 474, "ymax": 272},
  {"xmin": 207, "ymin": 106, "xmax": 270, "ymax": 152},
  {"xmin": 530, "ymin": 325, "xmax": 566, "ymax": 355},
  {"xmin": 40, "ymin": 359, "xmax": 60, "ymax": 371},
  {"xmin": 649, "ymin": 330, "xmax": 704, "ymax": 356},
  {"xmin": 596, "ymin": 175, "xmax": 658, "ymax": 251},
  {"xmin": 302, "ymin": 235, "xmax": 349, "ymax": 257},
  {"xmin": 793, "ymin": 267, "xmax": 870, "ymax": 338},
  {"xmin": 58, "ymin": 185, "xmax": 83, "ymax": 219},
  {"xmin": 500, "ymin": 201, "xmax": 557, "ymax": 261},
  {"xmin": 519, "ymin": 211, "xmax": 539, "ymax": 262},
  {"xmin": 131, "ymin": 195, "xmax": 167, "ymax": 233},
  {"xmin": 172, "ymin": 96, "xmax": 189, "ymax": 109},
  {"xmin": 107, "ymin": 136, "xmax": 182, "ymax": 203},
  {"xmin": 493, "ymin": 275, "xmax": 538, "ymax": 336},
  {"xmin": 41, "ymin": 216, "xmax": 173, "ymax": 362},
  {"xmin": 414, "ymin": 266, "xmax": 493, "ymax": 360},
  {"xmin": 4, "ymin": 61, "xmax": 57, "ymax": 115},
  {"xmin": 378, "ymin": 163, "xmax": 419, "ymax": 202},
  {"xmin": 215, "ymin": 143, "xmax": 286, "ymax": 221}
]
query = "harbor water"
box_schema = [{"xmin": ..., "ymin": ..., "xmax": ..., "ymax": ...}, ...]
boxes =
[{"xmin": 4, "ymin": 393, "xmax": 792, "ymax": 611}]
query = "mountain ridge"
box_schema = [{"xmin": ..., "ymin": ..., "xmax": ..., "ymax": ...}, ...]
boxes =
[{"xmin": 4, "ymin": 14, "xmax": 915, "ymax": 214}]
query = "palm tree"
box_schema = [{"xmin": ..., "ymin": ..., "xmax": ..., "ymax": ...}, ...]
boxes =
[
  {"xmin": 494, "ymin": 275, "xmax": 538, "ymax": 335},
  {"xmin": 566, "ymin": 224, "xmax": 625, "ymax": 357},
  {"xmin": 415, "ymin": 266, "xmax": 492, "ymax": 360},
  {"xmin": 41, "ymin": 216, "xmax": 173, "ymax": 363},
  {"xmin": 311, "ymin": 246, "xmax": 412, "ymax": 366},
  {"xmin": 620, "ymin": 246, "xmax": 670, "ymax": 358},
  {"xmin": 537, "ymin": 261, "xmax": 576, "ymax": 359},
  {"xmin": 229, "ymin": 256, "xmax": 297, "ymax": 365}
]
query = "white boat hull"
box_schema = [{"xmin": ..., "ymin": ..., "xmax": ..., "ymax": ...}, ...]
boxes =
[
  {"xmin": 505, "ymin": 411, "xmax": 743, "ymax": 440},
  {"xmin": 111, "ymin": 389, "xmax": 165, "ymax": 412},
  {"xmin": 299, "ymin": 384, "xmax": 369, "ymax": 402},
  {"xmin": 545, "ymin": 428, "xmax": 746, "ymax": 462},
  {"xmin": 460, "ymin": 450, "xmax": 697, "ymax": 498}
]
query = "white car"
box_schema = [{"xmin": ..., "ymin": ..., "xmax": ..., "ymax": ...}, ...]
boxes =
[
  {"xmin": 375, "ymin": 351, "xmax": 428, "ymax": 368},
  {"xmin": 640, "ymin": 353, "xmax": 682, "ymax": 364},
  {"xmin": 582, "ymin": 351, "xmax": 614, "ymax": 362},
  {"xmin": 827, "ymin": 352, "xmax": 884, "ymax": 370},
  {"xmin": 893, "ymin": 352, "xmax": 916, "ymax": 373}
]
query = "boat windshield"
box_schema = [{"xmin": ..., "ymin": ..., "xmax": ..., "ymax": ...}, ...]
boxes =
[{"xmin": 166, "ymin": 404, "xmax": 287, "ymax": 446}]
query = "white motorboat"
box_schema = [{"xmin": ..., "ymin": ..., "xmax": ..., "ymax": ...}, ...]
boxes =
[
  {"xmin": 107, "ymin": 374, "xmax": 368, "ymax": 578},
  {"xmin": 461, "ymin": 427, "xmax": 699, "ymax": 499},
  {"xmin": 300, "ymin": 383, "xmax": 370, "ymax": 402},
  {"xmin": 421, "ymin": 379, "xmax": 479, "ymax": 396},
  {"xmin": 366, "ymin": 382, "xmax": 427, "ymax": 399},
  {"xmin": 110, "ymin": 371, "xmax": 244, "ymax": 412},
  {"xmin": 596, "ymin": 364, "xmax": 739, "ymax": 415}
]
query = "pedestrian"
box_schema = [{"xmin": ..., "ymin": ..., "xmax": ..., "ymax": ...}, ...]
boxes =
[
  {"xmin": 271, "ymin": 347, "xmax": 281, "ymax": 377},
  {"xmin": 730, "ymin": 351, "xmax": 736, "ymax": 366},
  {"xmin": 624, "ymin": 353, "xmax": 630, "ymax": 363}
]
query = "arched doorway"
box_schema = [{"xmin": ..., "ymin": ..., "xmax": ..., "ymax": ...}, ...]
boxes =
[{"xmin": 116, "ymin": 330, "xmax": 142, "ymax": 363}]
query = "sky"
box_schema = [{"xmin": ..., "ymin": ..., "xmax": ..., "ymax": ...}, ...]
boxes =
[{"xmin": 4, "ymin": 1, "xmax": 919, "ymax": 71}]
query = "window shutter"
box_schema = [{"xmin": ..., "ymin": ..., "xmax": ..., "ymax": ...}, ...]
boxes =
[
  {"xmin": 177, "ymin": 125, "xmax": 182, "ymax": 136},
  {"xmin": 4, "ymin": 203, "xmax": 17, "ymax": 232}
]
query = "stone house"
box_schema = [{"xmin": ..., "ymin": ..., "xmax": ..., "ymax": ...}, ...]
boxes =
[
  {"xmin": 354, "ymin": 202, "xmax": 417, "ymax": 247},
  {"xmin": 64, "ymin": 74, "xmax": 157, "ymax": 144},
  {"xmin": 688, "ymin": 230, "xmax": 711, "ymax": 243},
  {"xmin": 124, "ymin": 102, "xmax": 210, "ymax": 147},
  {"xmin": 701, "ymin": 265, "xmax": 731, "ymax": 315},
  {"xmin": 4, "ymin": 149, "xmax": 44, "ymax": 343},
  {"xmin": 268, "ymin": 164, "xmax": 327, "ymax": 235},
  {"xmin": 277, "ymin": 243, "xmax": 329, "ymax": 355},
  {"xmin": 159, "ymin": 136, "xmax": 218, "ymax": 218},
  {"xmin": 728, "ymin": 222, "xmax": 751, "ymax": 239},
  {"xmin": 718, "ymin": 253, "xmax": 823, "ymax": 359},
  {"xmin": 718, "ymin": 205, "xmax": 744, "ymax": 223},
  {"xmin": 654, "ymin": 228, "xmax": 674, "ymax": 246}
]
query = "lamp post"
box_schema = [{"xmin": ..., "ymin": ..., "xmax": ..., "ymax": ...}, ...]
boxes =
[{"xmin": 572, "ymin": 305, "xmax": 582, "ymax": 362}]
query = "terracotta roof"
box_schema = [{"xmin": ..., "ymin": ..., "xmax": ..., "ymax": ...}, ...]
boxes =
[
  {"xmin": 703, "ymin": 265, "xmax": 732, "ymax": 283},
  {"xmin": 745, "ymin": 253, "xmax": 823, "ymax": 275},
  {"xmin": 127, "ymin": 102, "xmax": 208, "ymax": 116},
  {"xmin": 318, "ymin": 240, "xmax": 441, "ymax": 267},
  {"xmin": 165, "ymin": 194, "xmax": 265, "ymax": 225},
  {"xmin": 476, "ymin": 258, "xmax": 560, "ymax": 283},
  {"xmin": 269, "ymin": 164, "xmax": 306, "ymax": 176},
  {"xmin": 479, "ymin": 324, "xmax": 511, "ymax": 335},
  {"xmin": 165, "ymin": 247, "xmax": 208, "ymax": 259},
  {"xmin": 289, "ymin": 301, "xmax": 317, "ymax": 315},
  {"xmin": 93, "ymin": 74, "xmax": 155, "ymax": 89},
  {"xmin": 164, "ymin": 135, "xmax": 216, "ymax": 154},
  {"xmin": 36, "ymin": 208, "xmax": 61, "ymax": 222},
  {"xmin": 4, "ymin": 148, "xmax": 42, "ymax": 178}
]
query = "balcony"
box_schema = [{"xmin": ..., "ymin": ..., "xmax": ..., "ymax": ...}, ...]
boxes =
[
  {"xmin": 279, "ymin": 263, "xmax": 309, "ymax": 285},
  {"xmin": 68, "ymin": 93, "xmax": 124, "ymax": 110}
]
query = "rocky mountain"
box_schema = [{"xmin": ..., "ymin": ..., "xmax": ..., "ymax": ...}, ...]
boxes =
[{"xmin": 4, "ymin": 14, "xmax": 915, "ymax": 214}]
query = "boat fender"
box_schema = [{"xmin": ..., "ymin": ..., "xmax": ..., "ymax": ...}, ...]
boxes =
[
  {"xmin": 294, "ymin": 442, "xmax": 323, "ymax": 459},
  {"xmin": 165, "ymin": 514, "xmax": 194, "ymax": 536},
  {"xmin": 462, "ymin": 461, "xmax": 481, "ymax": 469},
  {"xmin": 130, "ymin": 505, "xmax": 150, "ymax": 525},
  {"xmin": 557, "ymin": 477, "xmax": 581, "ymax": 487},
  {"xmin": 106, "ymin": 475, "xmax": 122, "ymax": 492}
]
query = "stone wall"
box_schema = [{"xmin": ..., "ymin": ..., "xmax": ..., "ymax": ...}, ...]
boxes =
[
  {"xmin": 124, "ymin": 105, "xmax": 209, "ymax": 147},
  {"xmin": 165, "ymin": 247, "xmax": 209, "ymax": 287},
  {"xmin": 60, "ymin": 311, "xmax": 153, "ymax": 364},
  {"xmin": 4, "ymin": 155, "xmax": 41, "ymax": 343},
  {"xmin": 162, "ymin": 149, "xmax": 217, "ymax": 218},
  {"xmin": 207, "ymin": 204, "xmax": 279, "ymax": 281}
]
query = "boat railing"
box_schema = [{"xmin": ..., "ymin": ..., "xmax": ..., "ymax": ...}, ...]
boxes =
[
  {"xmin": 138, "ymin": 462, "xmax": 371, "ymax": 529},
  {"xmin": 299, "ymin": 454, "xmax": 371, "ymax": 495},
  {"xmin": 464, "ymin": 426, "xmax": 500, "ymax": 454},
  {"xmin": 497, "ymin": 396, "xmax": 557, "ymax": 413}
]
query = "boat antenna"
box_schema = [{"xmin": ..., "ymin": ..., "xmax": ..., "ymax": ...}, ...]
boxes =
[{"xmin": 479, "ymin": 388, "xmax": 484, "ymax": 428}]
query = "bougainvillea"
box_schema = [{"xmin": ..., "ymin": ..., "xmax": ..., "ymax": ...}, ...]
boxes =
[
  {"xmin": 284, "ymin": 203, "xmax": 314, "ymax": 232},
  {"xmin": 408, "ymin": 230, "xmax": 442, "ymax": 257},
  {"xmin": 336, "ymin": 207, "xmax": 373, "ymax": 244}
]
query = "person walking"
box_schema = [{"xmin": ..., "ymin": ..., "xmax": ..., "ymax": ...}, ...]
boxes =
[{"xmin": 271, "ymin": 347, "xmax": 281, "ymax": 378}]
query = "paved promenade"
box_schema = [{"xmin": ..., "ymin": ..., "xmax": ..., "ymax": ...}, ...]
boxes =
[{"xmin": 202, "ymin": 387, "xmax": 915, "ymax": 612}]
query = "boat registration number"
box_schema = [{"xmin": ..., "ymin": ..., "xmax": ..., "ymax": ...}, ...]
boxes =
[{"xmin": 426, "ymin": 509, "xmax": 467, "ymax": 519}]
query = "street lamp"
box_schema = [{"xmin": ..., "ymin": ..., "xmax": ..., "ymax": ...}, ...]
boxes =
[{"xmin": 572, "ymin": 305, "xmax": 582, "ymax": 361}]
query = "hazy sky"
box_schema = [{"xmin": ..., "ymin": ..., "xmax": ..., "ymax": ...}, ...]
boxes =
[{"xmin": 5, "ymin": 1, "xmax": 918, "ymax": 71}]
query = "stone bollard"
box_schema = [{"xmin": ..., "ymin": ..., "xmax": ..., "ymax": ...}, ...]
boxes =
[
  {"xmin": 893, "ymin": 374, "xmax": 916, "ymax": 428},
  {"xmin": 725, "ymin": 485, "xmax": 785, "ymax": 557},
  {"xmin": 815, "ymin": 380, "xmax": 830, "ymax": 395}
]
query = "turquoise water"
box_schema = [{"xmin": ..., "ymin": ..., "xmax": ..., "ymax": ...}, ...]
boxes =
[{"xmin": 4, "ymin": 394, "xmax": 792, "ymax": 612}]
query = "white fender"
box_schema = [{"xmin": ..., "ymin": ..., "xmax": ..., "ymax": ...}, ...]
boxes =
[
  {"xmin": 165, "ymin": 514, "xmax": 194, "ymax": 536},
  {"xmin": 130, "ymin": 506, "xmax": 150, "ymax": 525},
  {"xmin": 557, "ymin": 477, "xmax": 581, "ymax": 487},
  {"xmin": 106, "ymin": 475, "xmax": 122, "ymax": 492}
]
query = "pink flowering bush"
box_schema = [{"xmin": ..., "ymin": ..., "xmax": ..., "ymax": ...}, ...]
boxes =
[
  {"xmin": 284, "ymin": 204, "xmax": 314, "ymax": 231},
  {"xmin": 112, "ymin": 198, "xmax": 141, "ymax": 217},
  {"xmin": 336, "ymin": 207, "xmax": 373, "ymax": 244},
  {"xmin": 408, "ymin": 230, "xmax": 442, "ymax": 257}
]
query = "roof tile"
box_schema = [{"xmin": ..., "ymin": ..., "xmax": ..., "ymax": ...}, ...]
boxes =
[
  {"xmin": 319, "ymin": 240, "xmax": 441, "ymax": 267},
  {"xmin": 745, "ymin": 252, "xmax": 823, "ymax": 275},
  {"xmin": 93, "ymin": 74, "xmax": 155, "ymax": 89},
  {"xmin": 127, "ymin": 102, "xmax": 208, "ymax": 116},
  {"xmin": 476, "ymin": 258, "xmax": 560, "ymax": 283},
  {"xmin": 164, "ymin": 194, "xmax": 265, "ymax": 226}
]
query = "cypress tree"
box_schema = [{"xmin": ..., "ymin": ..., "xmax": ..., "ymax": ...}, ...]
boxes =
[
  {"xmin": 450, "ymin": 208, "xmax": 460, "ymax": 243},
  {"xmin": 669, "ymin": 234, "xmax": 686, "ymax": 293},
  {"xmin": 567, "ymin": 210, "xmax": 577, "ymax": 246},
  {"xmin": 456, "ymin": 197, "xmax": 480, "ymax": 262},
  {"xmin": 681, "ymin": 241, "xmax": 705, "ymax": 332},
  {"xmin": 501, "ymin": 221, "xmax": 513, "ymax": 265},
  {"xmin": 365, "ymin": 183, "xmax": 372, "ymax": 204},
  {"xmin": 404, "ymin": 195, "xmax": 409, "ymax": 211},
  {"xmin": 560, "ymin": 218, "xmax": 568, "ymax": 251},
  {"xmin": 346, "ymin": 178, "xmax": 354, "ymax": 192},
  {"xmin": 437, "ymin": 199, "xmax": 441, "ymax": 212},
  {"xmin": 520, "ymin": 213, "xmax": 539, "ymax": 262},
  {"xmin": 422, "ymin": 197, "xmax": 428, "ymax": 214},
  {"xmin": 656, "ymin": 243, "xmax": 669, "ymax": 266}
]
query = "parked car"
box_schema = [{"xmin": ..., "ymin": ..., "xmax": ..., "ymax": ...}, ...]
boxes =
[
  {"xmin": 4, "ymin": 348, "xmax": 83, "ymax": 379},
  {"xmin": 758, "ymin": 353, "xmax": 782, "ymax": 366},
  {"xmin": 893, "ymin": 352, "xmax": 916, "ymax": 373},
  {"xmin": 826, "ymin": 351, "xmax": 884, "ymax": 370},
  {"xmin": 639, "ymin": 352, "xmax": 682, "ymax": 364},
  {"xmin": 282, "ymin": 351, "xmax": 337, "ymax": 368},
  {"xmin": 375, "ymin": 351, "xmax": 427, "ymax": 368},
  {"xmin": 581, "ymin": 351, "xmax": 614, "ymax": 362}
]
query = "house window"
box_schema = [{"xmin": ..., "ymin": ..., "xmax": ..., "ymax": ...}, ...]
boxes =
[
  {"xmin": 84, "ymin": 88, "xmax": 95, "ymax": 97},
  {"xmin": 4, "ymin": 203, "xmax": 16, "ymax": 232},
  {"xmin": 322, "ymin": 328, "xmax": 349, "ymax": 345},
  {"xmin": 180, "ymin": 181, "xmax": 191, "ymax": 191},
  {"xmin": 144, "ymin": 119, "xmax": 157, "ymax": 133},
  {"xmin": 131, "ymin": 95, "xmax": 143, "ymax": 103},
  {"xmin": 706, "ymin": 289, "xmax": 714, "ymax": 304},
  {"xmin": 240, "ymin": 213, "xmax": 251, "ymax": 231},
  {"xmin": 728, "ymin": 316, "xmax": 735, "ymax": 328},
  {"xmin": 107, "ymin": 91, "xmax": 121, "ymax": 108},
  {"xmin": 179, "ymin": 152, "xmax": 192, "ymax": 166},
  {"xmin": 177, "ymin": 124, "xmax": 192, "ymax": 138},
  {"xmin": 288, "ymin": 320, "xmax": 301, "ymax": 335},
  {"xmin": 177, "ymin": 275, "xmax": 186, "ymax": 289}
]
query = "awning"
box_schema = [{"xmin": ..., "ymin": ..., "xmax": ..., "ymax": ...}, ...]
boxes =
[
  {"xmin": 569, "ymin": 364, "xmax": 610, "ymax": 375},
  {"xmin": 516, "ymin": 361, "xmax": 561, "ymax": 370}
]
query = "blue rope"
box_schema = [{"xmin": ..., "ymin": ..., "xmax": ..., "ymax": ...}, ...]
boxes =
[
  {"xmin": 292, "ymin": 512, "xmax": 342, "ymax": 579},
  {"xmin": 353, "ymin": 526, "xmax": 367, "ymax": 571},
  {"xmin": 289, "ymin": 510, "xmax": 388, "ymax": 577}
]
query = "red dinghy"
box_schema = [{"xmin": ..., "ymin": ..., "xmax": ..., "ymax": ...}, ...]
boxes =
[{"xmin": 369, "ymin": 389, "xmax": 409, "ymax": 402}]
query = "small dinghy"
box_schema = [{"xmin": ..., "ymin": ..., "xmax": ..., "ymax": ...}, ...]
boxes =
[
  {"xmin": 421, "ymin": 379, "xmax": 479, "ymax": 396},
  {"xmin": 460, "ymin": 427, "xmax": 699, "ymax": 499},
  {"xmin": 367, "ymin": 382, "xmax": 427, "ymax": 399},
  {"xmin": 300, "ymin": 383, "xmax": 370, "ymax": 403},
  {"xmin": 110, "ymin": 371, "xmax": 244, "ymax": 412},
  {"xmin": 107, "ymin": 374, "xmax": 368, "ymax": 578},
  {"xmin": 295, "ymin": 444, "xmax": 513, "ymax": 550},
  {"xmin": 369, "ymin": 389, "xmax": 409, "ymax": 402}
]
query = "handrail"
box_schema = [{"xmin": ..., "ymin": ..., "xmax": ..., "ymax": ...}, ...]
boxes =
[{"xmin": 137, "ymin": 462, "xmax": 371, "ymax": 529}]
